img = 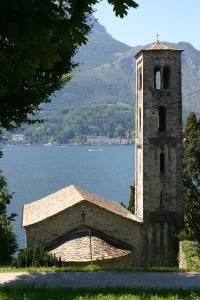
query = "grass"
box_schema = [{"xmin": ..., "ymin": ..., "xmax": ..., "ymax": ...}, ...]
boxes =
[
  {"xmin": 0, "ymin": 288, "xmax": 200, "ymax": 300},
  {"xmin": 0, "ymin": 264, "xmax": 179, "ymax": 273}
]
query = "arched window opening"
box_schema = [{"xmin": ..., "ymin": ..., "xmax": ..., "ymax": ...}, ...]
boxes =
[
  {"xmin": 138, "ymin": 68, "xmax": 142, "ymax": 90},
  {"xmin": 160, "ymin": 153, "xmax": 165, "ymax": 172},
  {"xmin": 154, "ymin": 67, "xmax": 161, "ymax": 89},
  {"xmin": 158, "ymin": 106, "xmax": 166, "ymax": 131},
  {"xmin": 163, "ymin": 67, "xmax": 170, "ymax": 89}
]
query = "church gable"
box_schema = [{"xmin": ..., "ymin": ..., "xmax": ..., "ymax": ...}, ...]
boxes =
[
  {"xmin": 24, "ymin": 197, "xmax": 141, "ymax": 249},
  {"xmin": 22, "ymin": 184, "xmax": 141, "ymax": 227}
]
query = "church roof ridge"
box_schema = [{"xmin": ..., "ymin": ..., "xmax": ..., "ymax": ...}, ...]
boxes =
[
  {"xmin": 22, "ymin": 184, "xmax": 142, "ymax": 227},
  {"xmin": 135, "ymin": 42, "xmax": 183, "ymax": 58}
]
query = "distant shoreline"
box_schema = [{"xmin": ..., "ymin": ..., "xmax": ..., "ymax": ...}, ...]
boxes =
[{"xmin": 1, "ymin": 143, "xmax": 134, "ymax": 147}]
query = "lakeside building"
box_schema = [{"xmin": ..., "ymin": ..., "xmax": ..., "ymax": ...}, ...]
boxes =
[
  {"xmin": 87, "ymin": 136, "xmax": 120, "ymax": 145},
  {"xmin": 11, "ymin": 134, "xmax": 26, "ymax": 142},
  {"xmin": 86, "ymin": 135, "xmax": 133, "ymax": 145},
  {"xmin": 120, "ymin": 138, "xmax": 133, "ymax": 145}
]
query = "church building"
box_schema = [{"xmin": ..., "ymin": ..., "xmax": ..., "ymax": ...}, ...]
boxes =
[
  {"xmin": 22, "ymin": 185, "xmax": 142, "ymax": 264},
  {"xmin": 22, "ymin": 42, "xmax": 183, "ymax": 266}
]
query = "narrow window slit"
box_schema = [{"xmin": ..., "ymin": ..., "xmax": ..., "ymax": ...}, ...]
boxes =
[
  {"xmin": 138, "ymin": 68, "xmax": 142, "ymax": 90},
  {"xmin": 163, "ymin": 67, "xmax": 170, "ymax": 89},
  {"xmin": 158, "ymin": 106, "xmax": 166, "ymax": 131},
  {"xmin": 160, "ymin": 153, "xmax": 165, "ymax": 172},
  {"xmin": 160, "ymin": 192, "xmax": 163, "ymax": 207},
  {"xmin": 139, "ymin": 108, "xmax": 141, "ymax": 132}
]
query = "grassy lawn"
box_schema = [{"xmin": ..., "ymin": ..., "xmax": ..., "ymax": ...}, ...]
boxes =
[
  {"xmin": 0, "ymin": 288, "xmax": 200, "ymax": 300},
  {"xmin": 0, "ymin": 264, "xmax": 179, "ymax": 273}
]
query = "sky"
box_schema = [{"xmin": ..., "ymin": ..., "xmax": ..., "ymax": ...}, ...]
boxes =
[{"xmin": 94, "ymin": 0, "xmax": 200, "ymax": 50}]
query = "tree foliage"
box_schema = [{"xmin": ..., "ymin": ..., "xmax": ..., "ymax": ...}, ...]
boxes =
[
  {"xmin": 22, "ymin": 104, "xmax": 133, "ymax": 144},
  {"xmin": 0, "ymin": 0, "xmax": 138, "ymax": 130},
  {"xmin": 0, "ymin": 153, "xmax": 17, "ymax": 262},
  {"xmin": 183, "ymin": 112, "xmax": 200, "ymax": 242},
  {"xmin": 128, "ymin": 184, "xmax": 135, "ymax": 214},
  {"xmin": 12, "ymin": 245, "xmax": 62, "ymax": 268}
]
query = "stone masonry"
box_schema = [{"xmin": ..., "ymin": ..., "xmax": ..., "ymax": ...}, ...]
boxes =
[
  {"xmin": 23, "ymin": 185, "xmax": 141, "ymax": 265},
  {"xmin": 134, "ymin": 42, "xmax": 184, "ymax": 266}
]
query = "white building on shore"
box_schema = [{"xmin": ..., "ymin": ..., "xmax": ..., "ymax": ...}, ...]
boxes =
[
  {"xmin": 11, "ymin": 133, "xmax": 26, "ymax": 142},
  {"xmin": 87, "ymin": 136, "xmax": 121, "ymax": 145}
]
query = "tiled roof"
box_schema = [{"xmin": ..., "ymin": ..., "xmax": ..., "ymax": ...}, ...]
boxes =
[
  {"xmin": 135, "ymin": 42, "xmax": 183, "ymax": 57},
  {"xmin": 22, "ymin": 185, "xmax": 142, "ymax": 227},
  {"xmin": 50, "ymin": 235, "xmax": 131, "ymax": 262}
]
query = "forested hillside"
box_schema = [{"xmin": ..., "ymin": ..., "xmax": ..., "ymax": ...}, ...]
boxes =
[{"xmin": 21, "ymin": 21, "xmax": 200, "ymax": 144}]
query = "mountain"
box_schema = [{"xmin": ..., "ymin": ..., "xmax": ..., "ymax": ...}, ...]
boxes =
[{"xmin": 22, "ymin": 21, "xmax": 200, "ymax": 143}]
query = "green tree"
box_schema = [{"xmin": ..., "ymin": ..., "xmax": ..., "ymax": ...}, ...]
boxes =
[
  {"xmin": 58, "ymin": 128, "xmax": 75, "ymax": 144},
  {"xmin": 128, "ymin": 184, "xmax": 135, "ymax": 214},
  {"xmin": 0, "ymin": 0, "xmax": 138, "ymax": 131},
  {"xmin": 0, "ymin": 158, "xmax": 17, "ymax": 262},
  {"xmin": 183, "ymin": 112, "xmax": 200, "ymax": 242},
  {"xmin": 115, "ymin": 124, "xmax": 126, "ymax": 137}
]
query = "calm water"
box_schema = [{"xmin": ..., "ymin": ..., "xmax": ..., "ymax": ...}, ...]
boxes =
[{"xmin": 0, "ymin": 145, "xmax": 135, "ymax": 249}]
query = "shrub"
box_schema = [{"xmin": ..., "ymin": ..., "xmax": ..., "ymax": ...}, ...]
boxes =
[
  {"xmin": 183, "ymin": 113, "xmax": 200, "ymax": 242},
  {"xmin": 0, "ymin": 163, "xmax": 17, "ymax": 263},
  {"xmin": 182, "ymin": 240, "xmax": 200, "ymax": 271},
  {"xmin": 0, "ymin": 215, "xmax": 17, "ymax": 263},
  {"xmin": 12, "ymin": 245, "xmax": 62, "ymax": 268}
]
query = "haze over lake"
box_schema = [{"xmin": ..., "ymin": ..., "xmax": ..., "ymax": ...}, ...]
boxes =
[{"xmin": 0, "ymin": 145, "xmax": 134, "ymax": 249}]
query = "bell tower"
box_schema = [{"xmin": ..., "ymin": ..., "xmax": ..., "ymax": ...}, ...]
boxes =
[{"xmin": 135, "ymin": 42, "xmax": 183, "ymax": 266}]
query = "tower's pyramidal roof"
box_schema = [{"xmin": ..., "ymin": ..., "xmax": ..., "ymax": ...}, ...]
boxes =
[{"xmin": 135, "ymin": 42, "xmax": 183, "ymax": 57}]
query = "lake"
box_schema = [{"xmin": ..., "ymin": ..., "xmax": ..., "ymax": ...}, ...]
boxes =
[{"xmin": 0, "ymin": 145, "xmax": 135, "ymax": 249}]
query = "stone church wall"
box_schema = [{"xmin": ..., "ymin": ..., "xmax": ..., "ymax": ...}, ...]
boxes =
[
  {"xmin": 25, "ymin": 200, "xmax": 141, "ymax": 265},
  {"xmin": 140, "ymin": 222, "xmax": 178, "ymax": 266}
]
